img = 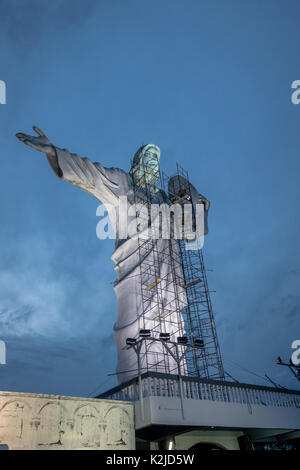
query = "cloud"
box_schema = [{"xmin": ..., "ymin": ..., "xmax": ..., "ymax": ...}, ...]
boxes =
[
  {"xmin": 0, "ymin": 222, "xmax": 115, "ymax": 339},
  {"xmin": 0, "ymin": 0, "xmax": 99, "ymax": 48},
  {"xmin": 0, "ymin": 333, "xmax": 117, "ymax": 395}
]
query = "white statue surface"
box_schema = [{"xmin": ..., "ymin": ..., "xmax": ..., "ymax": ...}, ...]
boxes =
[{"xmin": 16, "ymin": 127, "xmax": 209, "ymax": 383}]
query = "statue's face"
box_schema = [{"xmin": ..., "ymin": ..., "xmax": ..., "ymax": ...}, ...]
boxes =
[
  {"xmin": 141, "ymin": 148, "xmax": 159, "ymax": 185},
  {"xmin": 131, "ymin": 144, "xmax": 160, "ymax": 190}
]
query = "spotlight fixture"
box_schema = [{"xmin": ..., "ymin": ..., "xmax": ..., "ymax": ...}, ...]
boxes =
[
  {"xmin": 139, "ymin": 329, "xmax": 151, "ymax": 338},
  {"xmin": 126, "ymin": 338, "xmax": 137, "ymax": 346},
  {"xmin": 194, "ymin": 339, "xmax": 204, "ymax": 348},
  {"xmin": 159, "ymin": 332, "xmax": 170, "ymax": 341},
  {"xmin": 177, "ymin": 336, "xmax": 188, "ymax": 345}
]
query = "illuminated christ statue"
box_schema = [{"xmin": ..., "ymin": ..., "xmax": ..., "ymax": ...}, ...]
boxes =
[{"xmin": 16, "ymin": 127, "xmax": 209, "ymax": 383}]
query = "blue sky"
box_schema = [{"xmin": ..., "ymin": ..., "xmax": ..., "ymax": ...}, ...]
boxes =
[{"xmin": 0, "ymin": 0, "xmax": 299, "ymax": 396}]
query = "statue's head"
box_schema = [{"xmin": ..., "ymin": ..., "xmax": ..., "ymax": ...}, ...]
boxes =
[{"xmin": 130, "ymin": 144, "xmax": 160, "ymax": 191}]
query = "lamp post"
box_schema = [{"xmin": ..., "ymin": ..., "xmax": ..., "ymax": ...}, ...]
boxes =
[
  {"xmin": 125, "ymin": 338, "xmax": 145, "ymax": 421},
  {"xmin": 125, "ymin": 331, "xmax": 204, "ymax": 422}
]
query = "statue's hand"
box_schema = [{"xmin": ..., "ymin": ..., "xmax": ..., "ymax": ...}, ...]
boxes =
[{"xmin": 16, "ymin": 126, "xmax": 55, "ymax": 157}]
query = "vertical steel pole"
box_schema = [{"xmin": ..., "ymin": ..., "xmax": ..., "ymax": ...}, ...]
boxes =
[
  {"xmin": 175, "ymin": 343, "xmax": 185, "ymax": 420},
  {"xmin": 136, "ymin": 342, "xmax": 145, "ymax": 422}
]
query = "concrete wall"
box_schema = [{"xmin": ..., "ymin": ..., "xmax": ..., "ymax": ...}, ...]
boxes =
[
  {"xmin": 135, "ymin": 396, "xmax": 300, "ymax": 431},
  {"xmin": 0, "ymin": 391, "xmax": 135, "ymax": 450}
]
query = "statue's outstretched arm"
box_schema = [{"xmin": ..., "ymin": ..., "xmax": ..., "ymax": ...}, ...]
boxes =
[{"xmin": 16, "ymin": 127, "xmax": 121, "ymax": 204}]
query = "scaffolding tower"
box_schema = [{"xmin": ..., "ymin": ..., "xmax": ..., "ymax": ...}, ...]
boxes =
[
  {"xmin": 130, "ymin": 153, "xmax": 225, "ymax": 381},
  {"xmin": 165, "ymin": 163, "xmax": 225, "ymax": 380}
]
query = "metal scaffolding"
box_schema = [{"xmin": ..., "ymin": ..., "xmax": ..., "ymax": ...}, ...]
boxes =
[{"xmin": 130, "ymin": 154, "xmax": 224, "ymax": 380}]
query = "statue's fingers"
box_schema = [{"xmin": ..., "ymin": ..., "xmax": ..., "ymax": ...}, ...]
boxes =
[
  {"xmin": 16, "ymin": 132, "xmax": 31, "ymax": 141},
  {"xmin": 33, "ymin": 126, "xmax": 45, "ymax": 137},
  {"xmin": 23, "ymin": 139, "xmax": 33, "ymax": 147},
  {"xmin": 23, "ymin": 140, "xmax": 42, "ymax": 152}
]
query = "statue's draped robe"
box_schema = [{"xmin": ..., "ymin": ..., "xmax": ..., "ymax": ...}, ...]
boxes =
[{"xmin": 47, "ymin": 147, "xmax": 193, "ymax": 383}]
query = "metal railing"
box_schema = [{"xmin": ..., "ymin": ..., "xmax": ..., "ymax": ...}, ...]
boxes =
[{"xmin": 98, "ymin": 372, "xmax": 300, "ymax": 409}]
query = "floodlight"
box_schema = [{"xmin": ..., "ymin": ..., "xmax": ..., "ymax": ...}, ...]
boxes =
[
  {"xmin": 194, "ymin": 339, "xmax": 204, "ymax": 348},
  {"xmin": 139, "ymin": 329, "xmax": 151, "ymax": 338},
  {"xmin": 177, "ymin": 336, "xmax": 188, "ymax": 345},
  {"xmin": 126, "ymin": 338, "xmax": 137, "ymax": 346},
  {"xmin": 159, "ymin": 332, "xmax": 170, "ymax": 341}
]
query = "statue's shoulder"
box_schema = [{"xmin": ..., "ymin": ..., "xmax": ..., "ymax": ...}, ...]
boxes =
[
  {"xmin": 94, "ymin": 163, "xmax": 128, "ymax": 177},
  {"xmin": 93, "ymin": 163, "xmax": 130, "ymax": 189}
]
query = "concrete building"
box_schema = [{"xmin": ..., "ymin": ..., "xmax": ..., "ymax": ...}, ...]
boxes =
[{"xmin": 99, "ymin": 372, "xmax": 300, "ymax": 450}]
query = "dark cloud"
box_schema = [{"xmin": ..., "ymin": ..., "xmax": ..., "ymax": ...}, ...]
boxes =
[
  {"xmin": 0, "ymin": 0, "xmax": 99, "ymax": 48},
  {"xmin": 0, "ymin": 332, "xmax": 117, "ymax": 395}
]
